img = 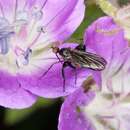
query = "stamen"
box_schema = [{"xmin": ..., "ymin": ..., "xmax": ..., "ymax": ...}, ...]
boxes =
[
  {"xmin": 31, "ymin": 0, "xmax": 48, "ymax": 20},
  {"xmin": 0, "ymin": 38, "xmax": 9, "ymax": 54},
  {"xmin": 0, "ymin": 18, "xmax": 14, "ymax": 55},
  {"xmin": 20, "ymin": 48, "xmax": 32, "ymax": 65},
  {"xmin": 15, "ymin": 10, "xmax": 28, "ymax": 25},
  {"xmin": 28, "ymin": 0, "xmax": 69, "ymax": 48},
  {"xmin": 23, "ymin": 0, "xmax": 28, "ymax": 10},
  {"xmin": 32, "ymin": 6, "xmax": 43, "ymax": 20},
  {"xmin": 37, "ymin": 26, "xmax": 46, "ymax": 33},
  {"xmin": 24, "ymin": 48, "xmax": 32, "ymax": 61},
  {"xmin": 41, "ymin": 0, "xmax": 48, "ymax": 10},
  {"xmin": 28, "ymin": 0, "xmax": 48, "ymax": 35},
  {"xmin": 39, "ymin": 16, "xmax": 77, "ymax": 44},
  {"xmin": 0, "ymin": 17, "xmax": 9, "ymax": 29},
  {"xmin": 28, "ymin": 32, "xmax": 41, "ymax": 48},
  {"xmin": 14, "ymin": 0, "xmax": 18, "ymax": 21},
  {"xmin": 41, "ymin": 29, "xmax": 67, "ymax": 45},
  {"xmin": 35, "ymin": 0, "xmax": 69, "ymax": 38},
  {"xmin": 0, "ymin": 2, "xmax": 5, "ymax": 17},
  {"xmin": 16, "ymin": 48, "xmax": 32, "ymax": 67}
]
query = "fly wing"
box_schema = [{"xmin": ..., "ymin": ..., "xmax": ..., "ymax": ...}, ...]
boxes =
[{"xmin": 70, "ymin": 50, "xmax": 107, "ymax": 70}]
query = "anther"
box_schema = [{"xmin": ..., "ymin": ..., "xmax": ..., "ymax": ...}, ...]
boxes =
[
  {"xmin": 0, "ymin": 17, "xmax": 14, "ymax": 55},
  {"xmin": 37, "ymin": 26, "xmax": 46, "ymax": 33},
  {"xmin": 16, "ymin": 48, "xmax": 32, "ymax": 67},
  {"xmin": 32, "ymin": 6, "xmax": 43, "ymax": 20},
  {"xmin": 24, "ymin": 48, "xmax": 32, "ymax": 61},
  {"xmin": 15, "ymin": 10, "xmax": 28, "ymax": 25},
  {"xmin": 0, "ymin": 38, "xmax": 9, "ymax": 54}
]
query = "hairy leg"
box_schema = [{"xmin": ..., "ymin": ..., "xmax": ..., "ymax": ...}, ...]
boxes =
[
  {"xmin": 39, "ymin": 61, "xmax": 62, "ymax": 79},
  {"xmin": 62, "ymin": 62, "xmax": 77, "ymax": 92}
]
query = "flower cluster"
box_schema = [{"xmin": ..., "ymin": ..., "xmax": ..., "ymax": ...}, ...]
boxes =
[
  {"xmin": 59, "ymin": 16, "xmax": 130, "ymax": 130},
  {"xmin": 1, "ymin": 0, "xmax": 130, "ymax": 130}
]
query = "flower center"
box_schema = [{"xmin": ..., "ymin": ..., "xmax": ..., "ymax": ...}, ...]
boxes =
[
  {"xmin": 0, "ymin": 9, "xmax": 45, "ymax": 75},
  {"xmin": 0, "ymin": 0, "xmax": 70, "ymax": 75}
]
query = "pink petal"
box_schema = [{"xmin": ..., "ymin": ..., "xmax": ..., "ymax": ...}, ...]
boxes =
[{"xmin": 0, "ymin": 71, "xmax": 37, "ymax": 109}]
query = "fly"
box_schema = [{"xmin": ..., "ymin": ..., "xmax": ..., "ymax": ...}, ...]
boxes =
[{"xmin": 40, "ymin": 44, "xmax": 107, "ymax": 92}]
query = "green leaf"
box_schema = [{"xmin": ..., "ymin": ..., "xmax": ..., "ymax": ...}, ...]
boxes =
[{"xmin": 5, "ymin": 98, "xmax": 54, "ymax": 125}]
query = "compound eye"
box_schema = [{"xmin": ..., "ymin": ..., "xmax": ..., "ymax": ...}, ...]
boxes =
[
  {"xmin": 63, "ymin": 49, "xmax": 69, "ymax": 56},
  {"xmin": 52, "ymin": 47, "xmax": 59, "ymax": 53}
]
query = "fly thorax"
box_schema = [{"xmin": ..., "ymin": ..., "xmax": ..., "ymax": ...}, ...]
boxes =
[{"xmin": 59, "ymin": 48, "xmax": 72, "ymax": 59}]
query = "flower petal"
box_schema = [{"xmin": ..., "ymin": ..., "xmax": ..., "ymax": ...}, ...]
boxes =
[
  {"xmin": 96, "ymin": 0, "xmax": 130, "ymax": 40},
  {"xmin": 32, "ymin": 0, "xmax": 85, "ymax": 47},
  {"xmin": 84, "ymin": 16, "xmax": 128, "ymax": 64},
  {"xmin": 19, "ymin": 43, "xmax": 99, "ymax": 98},
  {"xmin": 102, "ymin": 48, "xmax": 130, "ymax": 94},
  {"xmin": 40, "ymin": 0, "xmax": 85, "ymax": 35},
  {"xmin": 0, "ymin": 0, "xmax": 30, "ymax": 22},
  {"xmin": 0, "ymin": 71, "xmax": 37, "ymax": 109},
  {"xmin": 58, "ymin": 87, "xmax": 130, "ymax": 130},
  {"xmin": 48, "ymin": 0, "xmax": 85, "ymax": 41},
  {"xmin": 58, "ymin": 88, "xmax": 95, "ymax": 130},
  {"xmin": 84, "ymin": 92, "xmax": 130, "ymax": 130}
]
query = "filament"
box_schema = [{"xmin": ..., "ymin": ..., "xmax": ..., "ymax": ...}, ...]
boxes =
[{"xmin": 0, "ymin": 2, "xmax": 5, "ymax": 17}]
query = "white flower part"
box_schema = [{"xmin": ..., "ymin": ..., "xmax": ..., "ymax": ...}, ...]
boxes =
[
  {"xmin": 0, "ymin": 17, "xmax": 10, "ymax": 29},
  {"xmin": 15, "ymin": 10, "xmax": 29, "ymax": 25},
  {"xmin": 101, "ymin": 51, "xmax": 130, "ymax": 95},
  {"xmin": 115, "ymin": 5, "xmax": 130, "ymax": 40},
  {"xmin": 31, "ymin": 6, "xmax": 43, "ymax": 20},
  {"xmin": 82, "ymin": 47, "xmax": 130, "ymax": 130},
  {"xmin": 108, "ymin": 0, "xmax": 119, "ymax": 8},
  {"xmin": 96, "ymin": 0, "xmax": 130, "ymax": 40},
  {"xmin": 83, "ymin": 92, "xmax": 130, "ymax": 130},
  {"xmin": 0, "ymin": 6, "xmax": 55, "ymax": 76}
]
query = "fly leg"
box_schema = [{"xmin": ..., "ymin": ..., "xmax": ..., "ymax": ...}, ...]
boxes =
[
  {"xmin": 69, "ymin": 64, "xmax": 77, "ymax": 88},
  {"xmin": 39, "ymin": 61, "xmax": 62, "ymax": 79},
  {"xmin": 74, "ymin": 68, "xmax": 77, "ymax": 87},
  {"xmin": 62, "ymin": 62, "xmax": 70, "ymax": 92},
  {"xmin": 62, "ymin": 62, "xmax": 78, "ymax": 91}
]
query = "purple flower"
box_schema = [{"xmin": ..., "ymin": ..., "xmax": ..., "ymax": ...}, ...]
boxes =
[
  {"xmin": 58, "ymin": 16, "xmax": 130, "ymax": 130},
  {"xmin": 0, "ymin": 0, "xmax": 85, "ymax": 108},
  {"xmin": 97, "ymin": 0, "xmax": 130, "ymax": 40}
]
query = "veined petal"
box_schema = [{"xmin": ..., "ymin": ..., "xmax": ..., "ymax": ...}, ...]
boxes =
[
  {"xmin": 0, "ymin": 0, "xmax": 31, "ymax": 22},
  {"xmin": 0, "ymin": 71, "xmax": 37, "ymax": 109},
  {"xmin": 58, "ymin": 88, "xmax": 95, "ymax": 130},
  {"xmin": 96, "ymin": 0, "xmax": 130, "ymax": 40},
  {"xmin": 84, "ymin": 16, "xmax": 130, "ymax": 95},
  {"xmin": 102, "ymin": 48, "xmax": 130, "ymax": 94},
  {"xmin": 59, "ymin": 88, "xmax": 130, "ymax": 130},
  {"xmin": 0, "ymin": 0, "xmax": 85, "ymax": 108},
  {"xmin": 84, "ymin": 92, "xmax": 130, "ymax": 130},
  {"xmin": 84, "ymin": 16, "xmax": 128, "ymax": 64},
  {"xmin": 48, "ymin": 0, "xmax": 85, "ymax": 41},
  {"xmin": 31, "ymin": 0, "xmax": 85, "ymax": 48},
  {"xmin": 39, "ymin": 0, "xmax": 84, "ymax": 33}
]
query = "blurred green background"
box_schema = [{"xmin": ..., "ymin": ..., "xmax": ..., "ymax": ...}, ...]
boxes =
[{"xmin": 0, "ymin": 0, "xmax": 128, "ymax": 130}]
